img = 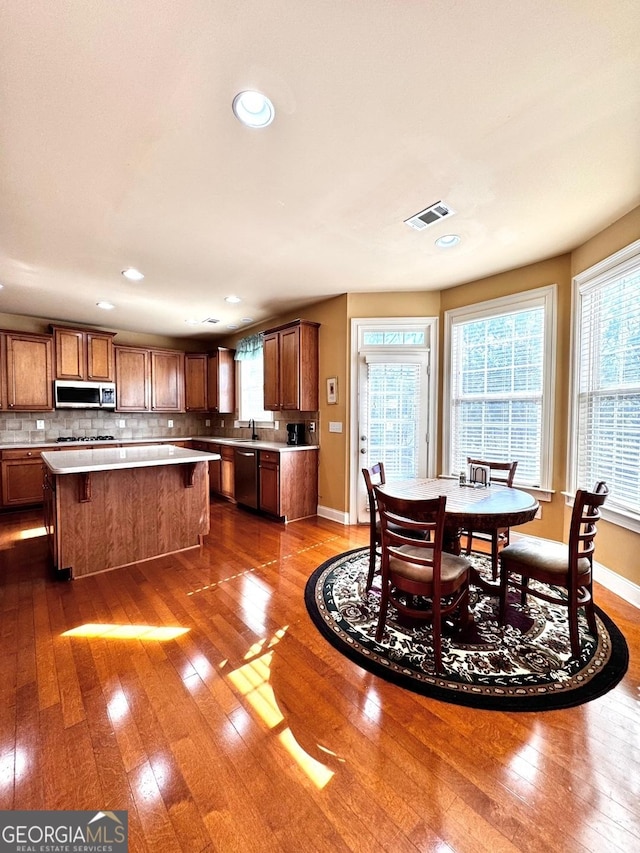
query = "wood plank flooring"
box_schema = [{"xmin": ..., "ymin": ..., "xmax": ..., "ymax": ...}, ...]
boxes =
[{"xmin": 1, "ymin": 500, "xmax": 639, "ymax": 852}]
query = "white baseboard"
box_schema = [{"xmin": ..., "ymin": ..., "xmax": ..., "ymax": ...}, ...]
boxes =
[
  {"xmin": 317, "ymin": 504, "xmax": 350, "ymax": 525},
  {"xmin": 594, "ymin": 562, "xmax": 640, "ymax": 610}
]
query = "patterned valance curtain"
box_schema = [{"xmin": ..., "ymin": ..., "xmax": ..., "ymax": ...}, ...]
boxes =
[{"xmin": 234, "ymin": 332, "xmax": 264, "ymax": 361}]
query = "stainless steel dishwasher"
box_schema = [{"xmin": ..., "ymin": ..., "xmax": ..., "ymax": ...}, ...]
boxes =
[{"xmin": 234, "ymin": 447, "xmax": 259, "ymax": 508}]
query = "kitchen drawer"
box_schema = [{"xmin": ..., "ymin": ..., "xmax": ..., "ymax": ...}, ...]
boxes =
[
  {"xmin": 259, "ymin": 450, "xmax": 280, "ymax": 465},
  {"xmin": 2, "ymin": 448, "xmax": 48, "ymax": 460}
]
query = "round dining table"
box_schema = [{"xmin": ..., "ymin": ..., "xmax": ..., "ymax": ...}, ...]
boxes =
[{"xmin": 375, "ymin": 477, "xmax": 539, "ymax": 590}]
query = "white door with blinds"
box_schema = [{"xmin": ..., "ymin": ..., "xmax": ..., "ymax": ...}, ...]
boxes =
[{"xmin": 356, "ymin": 352, "xmax": 430, "ymax": 523}]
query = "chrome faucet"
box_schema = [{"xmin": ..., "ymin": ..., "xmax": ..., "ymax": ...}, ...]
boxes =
[{"xmin": 249, "ymin": 418, "xmax": 258, "ymax": 440}]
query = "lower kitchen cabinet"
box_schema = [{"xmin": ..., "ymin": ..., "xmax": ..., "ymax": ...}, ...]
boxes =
[
  {"xmin": 220, "ymin": 446, "xmax": 235, "ymax": 500},
  {"xmin": 259, "ymin": 451, "xmax": 279, "ymax": 515},
  {"xmin": 191, "ymin": 441, "xmax": 222, "ymax": 495},
  {"xmin": 1, "ymin": 448, "xmax": 51, "ymax": 507},
  {"xmin": 259, "ymin": 449, "xmax": 318, "ymax": 521}
]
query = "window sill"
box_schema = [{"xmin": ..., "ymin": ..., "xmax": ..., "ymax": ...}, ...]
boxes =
[{"xmin": 563, "ymin": 492, "xmax": 640, "ymax": 534}]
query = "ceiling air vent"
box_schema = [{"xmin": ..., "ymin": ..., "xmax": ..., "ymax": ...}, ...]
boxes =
[
  {"xmin": 404, "ymin": 201, "xmax": 456, "ymax": 231},
  {"xmin": 203, "ymin": 317, "xmax": 220, "ymax": 324}
]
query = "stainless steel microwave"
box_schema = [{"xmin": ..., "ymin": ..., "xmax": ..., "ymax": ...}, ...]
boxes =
[{"xmin": 54, "ymin": 380, "xmax": 116, "ymax": 409}]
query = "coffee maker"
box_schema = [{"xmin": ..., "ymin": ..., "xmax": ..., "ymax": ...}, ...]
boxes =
[{"xmin": 286, "ymin": 422, "xmax": 306, "ymax": 446}]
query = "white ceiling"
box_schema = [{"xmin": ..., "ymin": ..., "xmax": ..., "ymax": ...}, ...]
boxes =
[{"xmin": 1, "ymin": 1, "xmax": 639, "ymax": 339}]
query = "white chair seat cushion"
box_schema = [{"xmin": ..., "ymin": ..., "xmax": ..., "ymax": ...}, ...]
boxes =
[
  {"xmin": 389, "ymin": 545, "xmax": 471, "ymax": 583},
  {"xmin": 500, "ymin": 540, "xmax": 591, "ymax": 576}
]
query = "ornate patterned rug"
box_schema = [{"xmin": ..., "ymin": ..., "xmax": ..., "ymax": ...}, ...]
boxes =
[{"xmin": 304, "ymin": 547, "xmax": 629, "ymax": 711}]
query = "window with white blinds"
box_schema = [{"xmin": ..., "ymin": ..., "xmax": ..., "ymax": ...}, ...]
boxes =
[
  {"xmin": 572, "ymin": 241, "xmax": 640, "ymax": 523},
  {"xmin": 444, "ymin": 287, "xmax": 556, "ymax": 489}
]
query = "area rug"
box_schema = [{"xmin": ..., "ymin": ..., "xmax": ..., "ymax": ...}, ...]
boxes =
[{"xmin": 304, "ymin": 547, "xmax": 629, "ymax": 711}]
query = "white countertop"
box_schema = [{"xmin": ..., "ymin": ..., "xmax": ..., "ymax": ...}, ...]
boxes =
[
  {"xmin": 195, "ymin": 437, "xmax": 318, "ymax": 452},
  {"xmin": 41, "ymin": 444, "xmax": 220, "ymax": 474},
  {"xmin": 1, "ymin": 435, "xmax": 318, "ymax": 452}
]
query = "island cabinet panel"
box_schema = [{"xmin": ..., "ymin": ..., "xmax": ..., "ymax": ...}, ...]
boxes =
[
  {"xmin": 207, "ymin": 347, "xmax": 235, "ymax": 413},
  {"xmin": 48, "ymin": 462, "xmax": 210, "ymax": 578},
  {"xmin": 115, "ymin": 346, "xmax": 150, "ymax": 411},
  {"xmin": 52, "ymin": 326, "xmax": 115, "ymax": 381},
  {"xmin": 1, "ymin": 448, "xmax": 49, "ymax": 506},
  {"xmin": 4, "ymin": 333, "xmax": 54, "ymax": 411},
  {"xmin": 151, "ymin": 349, "xmax": 185, "ymax": 412},
  {"xmin": 258, "ymin": 448, "xmax": 318, "ymax": 521},
  {"xmin": 263, "ymin": 320, "xmax": 319, "ymax": 412},
  {"xmin": 185, "ymin": 353, "xmax": 208, "ymax": 411}
]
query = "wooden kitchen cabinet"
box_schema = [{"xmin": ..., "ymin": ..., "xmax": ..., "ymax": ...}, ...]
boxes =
[
  {"xmin": 1, "ymin": 447, "xmax": 50, "ymax": 507},
  {"xmin": 185, "ymin": 353, "xmax": 208, "ymax": 411},
  {"xmin": 114, "ymin": 346, "xmax": 185, "ymax": 412},
  {"xmin": 191, "ymin": 440, "xmax": 221, "ymax": 494},
  {"xmin": 263, "ymin": 320, "xmax": 319, "ymax": 411},
  {"xmin": 51, "ymin": 325, "xmax": 115, "ymax": 381},
  {"xmin": 258, "ymin": 450, "xmax": 280, "ymax": 515},
  {"xmin": 207, "ymin": 347, "xmax": 235, "ymax": 413},
  {"xmin": 115, "ymin": 346, "xmax": 150, "ymax": 411},
  {"xmin": 151, "ymin": 349, "xmax": 185, "ymax": 412},
  {"xmin": 219, "ymin": 445, "xmax": 235, "ymax": 500},
  {"xmin": 3, "ymin": 332, "xmax": 54, "ymax": 411},
  {"xmin": 258, "ymin": 448, "xmax": 318, "ymax": 521}
]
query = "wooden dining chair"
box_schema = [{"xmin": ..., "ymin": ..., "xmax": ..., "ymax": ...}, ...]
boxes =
[
  {"xmin": 498, "ymin": 481, "xmax": 608, "ymax": 657},
  {"xmin": 362, "ymin": 463, "xmax": 427, "ymax": 592},
  {"xmin": 464, "ymin": 458, "xmax": 518, "ymax": 580},
  {"xmin": 374, "ymin": 489, "xmax": 472, "ymax": 674}
]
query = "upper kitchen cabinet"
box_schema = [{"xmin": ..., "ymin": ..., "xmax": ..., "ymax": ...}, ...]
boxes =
[
  {"xmin": 208, "ymin": 347, "xmax": 235, "ymax": 413},
  {"xmin": 115, "ymin": 346, "xmax": 185, "ymax": 412},
  {"xmin": 263, "ymin": 320, "xmax": 319, "ymax": 411},
  {"xmin": 151, "ymin": 349, "xmax": 185, "ymax": 412},
  {"xmin": 115, "ymin": 346, "xmax": 150, "ymax": 411},
  {"xmin": 185, "ymin": 353, "xmax": 208, "ymax": 412},
  {"xmin": 51, "ymin": 325, "xmax": 115, "ymax": 381},
  {"xmin": 3, "ymin": 332, "xmax": 54, "ymax": 411}
]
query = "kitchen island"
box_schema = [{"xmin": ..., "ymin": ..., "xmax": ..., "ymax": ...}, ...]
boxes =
[{"xmin": 41, "ymin": 444, "xmax": 220, "ymax": 579}]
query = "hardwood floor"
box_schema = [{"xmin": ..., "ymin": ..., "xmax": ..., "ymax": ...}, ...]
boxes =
[{"xmin": 1, "ymin": 500, "xmax": 639, "ymax": 852}]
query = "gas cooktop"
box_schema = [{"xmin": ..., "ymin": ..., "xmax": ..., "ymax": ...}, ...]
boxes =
[{"xmin": 56, "ymin": 435, "xmax": 115, "ymax": 442}]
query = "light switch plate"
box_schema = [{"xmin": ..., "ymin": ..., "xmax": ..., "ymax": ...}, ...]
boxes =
[
  {"xmin": 167, "ymin": 419, "xmax": 173, "ymax": 427},
  {"xmin": 329, "ymin": 421, "xmax": 343, "ymax": 433},
  {"xmin": 118, "ymin": 419, "xmax": 125, "ymax": 428},
  {"xmin": 205, "ymin": 419, "xmax": 211, "ymax": 427},
  {"xmin": 36, "ymin": 419, "xmax": 45, "ymax": 430}
]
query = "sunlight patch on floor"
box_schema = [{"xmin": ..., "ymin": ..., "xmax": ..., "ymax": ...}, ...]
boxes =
[
  {"xmin": 226, "ymin": 625, "xmax": 338, "ymax": 789},
  {"xmin": 62, "ymin": 623, "xmax": 189, "ymax": 641}
]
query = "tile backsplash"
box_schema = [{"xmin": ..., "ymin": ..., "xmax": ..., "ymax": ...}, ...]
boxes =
[{"xmin": 0, "ymin": 411, "xmax": 319, "ymax": 446}]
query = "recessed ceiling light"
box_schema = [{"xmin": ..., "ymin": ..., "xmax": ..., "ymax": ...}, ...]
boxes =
[
  {"xmin": 96, "ymin": 301, "xmax": 115, "ymax": 310},
  {"xmin": 435, "ymin": 234, "xmax": 461, "ymax": 249},
  {"xmin": 241, "ymin": 317, "xmax": 254, "ymax": 323},
  {"xmin": 227, "ymin": 324, "xmax": 239, "ymax": 330},
  {"xmin": 232, "ymin": 91, "xmax": 275, "ymax": 128},
  {"xmin": 121, "ymin": 267, "xmax": 145, "ymax": 281},
  {"xmin": 185, "ymin": 318, "xmax": 200, "ymax": 326},
  {"xmin": 224, "ymin": 295, "xmax": 242, "ymax": 303}
]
